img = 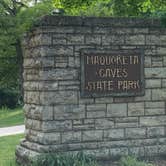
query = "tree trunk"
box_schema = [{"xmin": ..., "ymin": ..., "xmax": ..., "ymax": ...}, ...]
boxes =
[{"xmin": 15, "ymin": 39, "xmax": 24, "ymax": 104}]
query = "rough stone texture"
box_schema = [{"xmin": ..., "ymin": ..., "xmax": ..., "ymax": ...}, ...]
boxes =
[
  {"xmin": 16, "ymin": 16, "xmax": 166, "ymax": 165},
  {"xmin": 128, "ymin": 102, "xmax": 144, "ymax": 116}
]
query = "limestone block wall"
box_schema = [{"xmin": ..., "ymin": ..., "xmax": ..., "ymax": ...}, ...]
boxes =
[{"xmin": 16, "ymin": 16, "xmax": 166, "ymax": 163}]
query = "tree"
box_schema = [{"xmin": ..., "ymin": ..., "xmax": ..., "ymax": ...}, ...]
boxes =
[
  {"xmin": 53, "ymin": 0, "xmax": 166, "ymax": 17},
  {"xmin": 0, "ymin": 0, "xmax": 54, "ymax": 106}
]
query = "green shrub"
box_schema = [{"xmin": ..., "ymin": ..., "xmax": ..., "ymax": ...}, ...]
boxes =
[
  {"xmin": 0, "ymin": 88, "xmax": 20, "ymax": 109},
  {"xmin": 30, "ymin": 152, "xmax": 99, "ymax": 166},
  {"xmin": 120, "ymin": 156, "xmax": 154, "ymax": 166}
]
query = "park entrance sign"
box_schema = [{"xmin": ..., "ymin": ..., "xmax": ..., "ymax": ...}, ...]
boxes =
[
  {"xmin": 16, "ymin": 16, "xmax": 166, "ymax": 165},
  {"xmin": 81, "ymin": 49, "xmax": 144, "ymax": 97}
]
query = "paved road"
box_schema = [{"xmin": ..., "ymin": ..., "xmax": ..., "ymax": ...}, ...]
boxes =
[{"xmin": 0, "ymin": 125, "xmax": 25, "ymax": 137}]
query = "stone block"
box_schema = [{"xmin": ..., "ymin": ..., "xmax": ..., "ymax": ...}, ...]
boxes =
[
  {"xmin": 38, "ymin": 82, "xmax": 58, "ymax": 91},
  {"xmin": 157, "ymin": 47, "xmax": 166, "ymax": 55},
  {"xmin": 25, "ymin": 74, "xmax": 40, "ymax": 81},
  {"xmin": 73, "ymin": 124, "xmax": 95, "ymax": 130},
  {"xmin": 82, "ymin": 130, "xmax": 103, "ymax": 141},
  {"xmin": 42, "ymin": 120, "xmax": 72, "ymax": 132},
  {"xmin": 49, "ymin": 26, "xmax": 74, "ymax": 33},
  {"xmin": 95, "ymin": 97, "xmax": 113, "ymax": 104},
  {"xmin": 152, "ymin": 89, "xmax": 166, "ymax": 100},
  {"xmin": 87, "ymin": 104, "xmax": 106, "ymax": 111},
  {"xmin": 107, "ymin": 103, "xmax": 127, "ymax": 117},
  {"xmin": 147, "ymin": 127, "xmax": 165, "ymax": 137},
  {"xmin": 55, "ymin": 56, "xmax": 68, "ymax": 63},
  {"xmin": 125, "ymin": 35, "xmax": 145, "ymax": 45},
  {"xmin": 102, "ymin": 35, "xmax": 125, "ymax": 45},
  {"xmin": 104, "ymin": 129, "xmax": 124, "ymax": 140},
  {"xmin": 140, "ymin": 116, "xmax": 166, "ymax": 126},
  {"xmin": 37, "ymin": 132, "xmax": 61, "ymax": 144},
  {"xmin": 74, "ymin": 27, "xmax": 92, "ymax": 33},
  {"xmin": 84, "ymin": 149, "xmax": 109, "ymax": 158},
  {"xmin": 67, "ymin": 34, "xmax": 84, "ymax": 44},
  {"xmin": 52, "ymin": 38, "xmax": 66, "ymax": 45},
  {"xmin": 145, "ymin": 67, "xmax": 166, "ymax": 78},
  {"xmin": 125, "ymin": 128, "xmax": 146, "ymax": 139},
  {"xmin": 115, "ymin": 117, "xmax": 138, "ymax": 123},
  {"xmin": 162, "ymin": 79, "xmax": 166, "ymax": 87},
  {"xmin": 113, "ymin": 97, "xmax": 134, "ymax": 103},
  {"xmin": 40, "ymin": 46, "xmax": 74, "ymax": 57},
  {"xmin": 144, "ymin": 46, "xmax": 156, "ymax": 56},
  {"xmin": 145, "ymin": 101, "xmax": 165, "ymax": 108},
  {"xmin": 62, "ymin": 131, "xmax": 81, "ymax": 143},
  {"xmin": 133, "ymin": 28, "xmax": 148, "ymax": 34},
  {"xmin": 158, "ymin": 145, "xmax": 166, "ymax": 154},
  {"xmin": 23, "ymin": 57, "xmax": 54, "ymax": 69},
  {"xmin": 74, "ymin": 57, "xmax": 80, "ymax": 67},
  {"xmin": 87, "ymin": 111, "xmax": 106, "ymax": 118},
  {"xmin": 39, "ymin": 68, "xmax": 78, "ymax": 81},
  {"xmin": 152, "ymin": 61, "xmax": 163, "ymax": 67},
  {"xmin": 29, "ymin": 34, "xmax": 52, "ymax": 46},
  {"xmin": 73, "ymin": 119, "xmax": 83, "ymax": 125},
  {"xmin": 152, "ymin": 56, "xmax": 163, "ymax": 67},
  {"xmin": 79, "ymin": 98, "xmax": 95, "ymax": 104},
  {"xmin": 24, "ymin": 104, "xmax": 54, "ymax": 120},
  {"xmin": 68, "ymin": 57, "xmax": 75, "ymax": 67},
  {"xmin": 146, "ymin": 35, "xmax": 162, "ymax": 45},
  {"xmin": 54, "ymin": 105, "xmax": 85, "ymax": 120},
  {"xmin": 128, "ymin": 147, "xmax": 145, "ymax": 156},
  {"xmin": 144, "ymin": 146, "xmax": 158, "ymax": 156},
  {"xmin": 26, "ymin": 91, "xmax": 40, "ymax": 104},
  {"xmin": 93, "ymin": 27, "xmax": 111, "ymax": 34},
  {"xmin": 145, "ymin": 108, "xmax": 165, "ymax": 115},
  {"xmin": 85, "ymin": 35, "xmax": 101, "ymax": 45},
  {"xmin": 144, "ymin": 56, "xmax": 151, "ymax": 67},
  {"xmin": 145, "ymin": 79, "xmax": 161, "ymax": 88},
  {"xmin": 25, "ymin": 119, "xmax": 42, "ymax": 130},
  {"xmin": 23, "ymin": 47, "xmax": 40, "ymax": 58},
  {"xmin": 164, "ymin": 57, "xmax": 166, "ymax": 66},
  {"xmin": 134, "ymin": 89, "xmax": 151, "ymax": 101},
  {"xmin": 110, "ymin": 147, "xmax": 128, "ymax": 156},
  {"xmin": 111, "ymin": 28, "xmax": 132, "ymax": 34},
  {"xmin": 95, "ymin": 118, "xmax": 114, "ymax": 129},
  {"xmin": 84, "ymin": 119, "xmax": 95, "ymax": 124},
  {"xmin": 128, "ymin": 102, "xmax": 144, "ymax": 116},
  {"xmin": 24, "ymin": 81, "xmax": 39, "ymax": 91},
  {"xmin": 40, "ymin": 91, "xmax": 78, "ymax": 105},
  {"xmin": 115, "ymin": 122, "xmax": 138, "ymax": 128},
  {"xmin": 52, "ymin": 34, "xmax": 67, "ymax": 45}
]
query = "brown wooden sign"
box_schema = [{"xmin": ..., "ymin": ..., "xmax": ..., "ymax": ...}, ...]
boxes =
[{"xmin": 81, "ymin": 49, "xmax": 144, "ymax": 97}]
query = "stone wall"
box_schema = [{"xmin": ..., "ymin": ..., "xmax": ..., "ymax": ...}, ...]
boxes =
[{"xmin": 16, "ymin": 16, "xmax": 166, "ymax": 164}]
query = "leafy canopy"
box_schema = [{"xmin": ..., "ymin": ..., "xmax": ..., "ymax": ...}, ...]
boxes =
[{"xmin": 53, "ymin": 0, "xmax": 166, "ymax": 17}]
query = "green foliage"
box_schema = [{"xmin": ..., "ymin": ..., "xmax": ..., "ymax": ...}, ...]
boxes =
[
  {"xmin": 0, "ymin": 107, "xmax": 24, "ymax": 127},
  {"xmin": 16, "ymin": 0, "xmax": 54, "ymax": 35},
  {"xmin": 0, "ymin": 15, "xmax": 19, "ymax": 90},
  {"xmin": 53, "ymin": 0, "xmax": 166, "ymax": 17},
  {"xmin": 0, "ymin": 134, "xmax": 24, "ymax": 166},
  {"xmin": 31, "ymin": 152, "xmax": 99, "ymax": 166},
  {"xmin": 120, "ymin": 156, "xmax": 154, "ymax": 166},
  {"xmin": 0, "ymin": 88, "xmax": 20, "ymax": 108},
  {"xmin": 0, "ymin": 0, "xmax": 54, "ymax": 106}
]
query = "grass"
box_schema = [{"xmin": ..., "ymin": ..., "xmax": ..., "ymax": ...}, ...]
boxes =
[
  {"xmin": 0, "ymin": 134, "xmax": 24, "ymax": 166},
  {"xmin": 120, "ymin": 156, "xmax": 154, "ymax": 166},
  {"xmin": 0, "ymin": 133, "xmax": 155, "ymax": 166},
  {"xmin": 0, "ymin": 107, "xmax": 24, "ymax": 128}
]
